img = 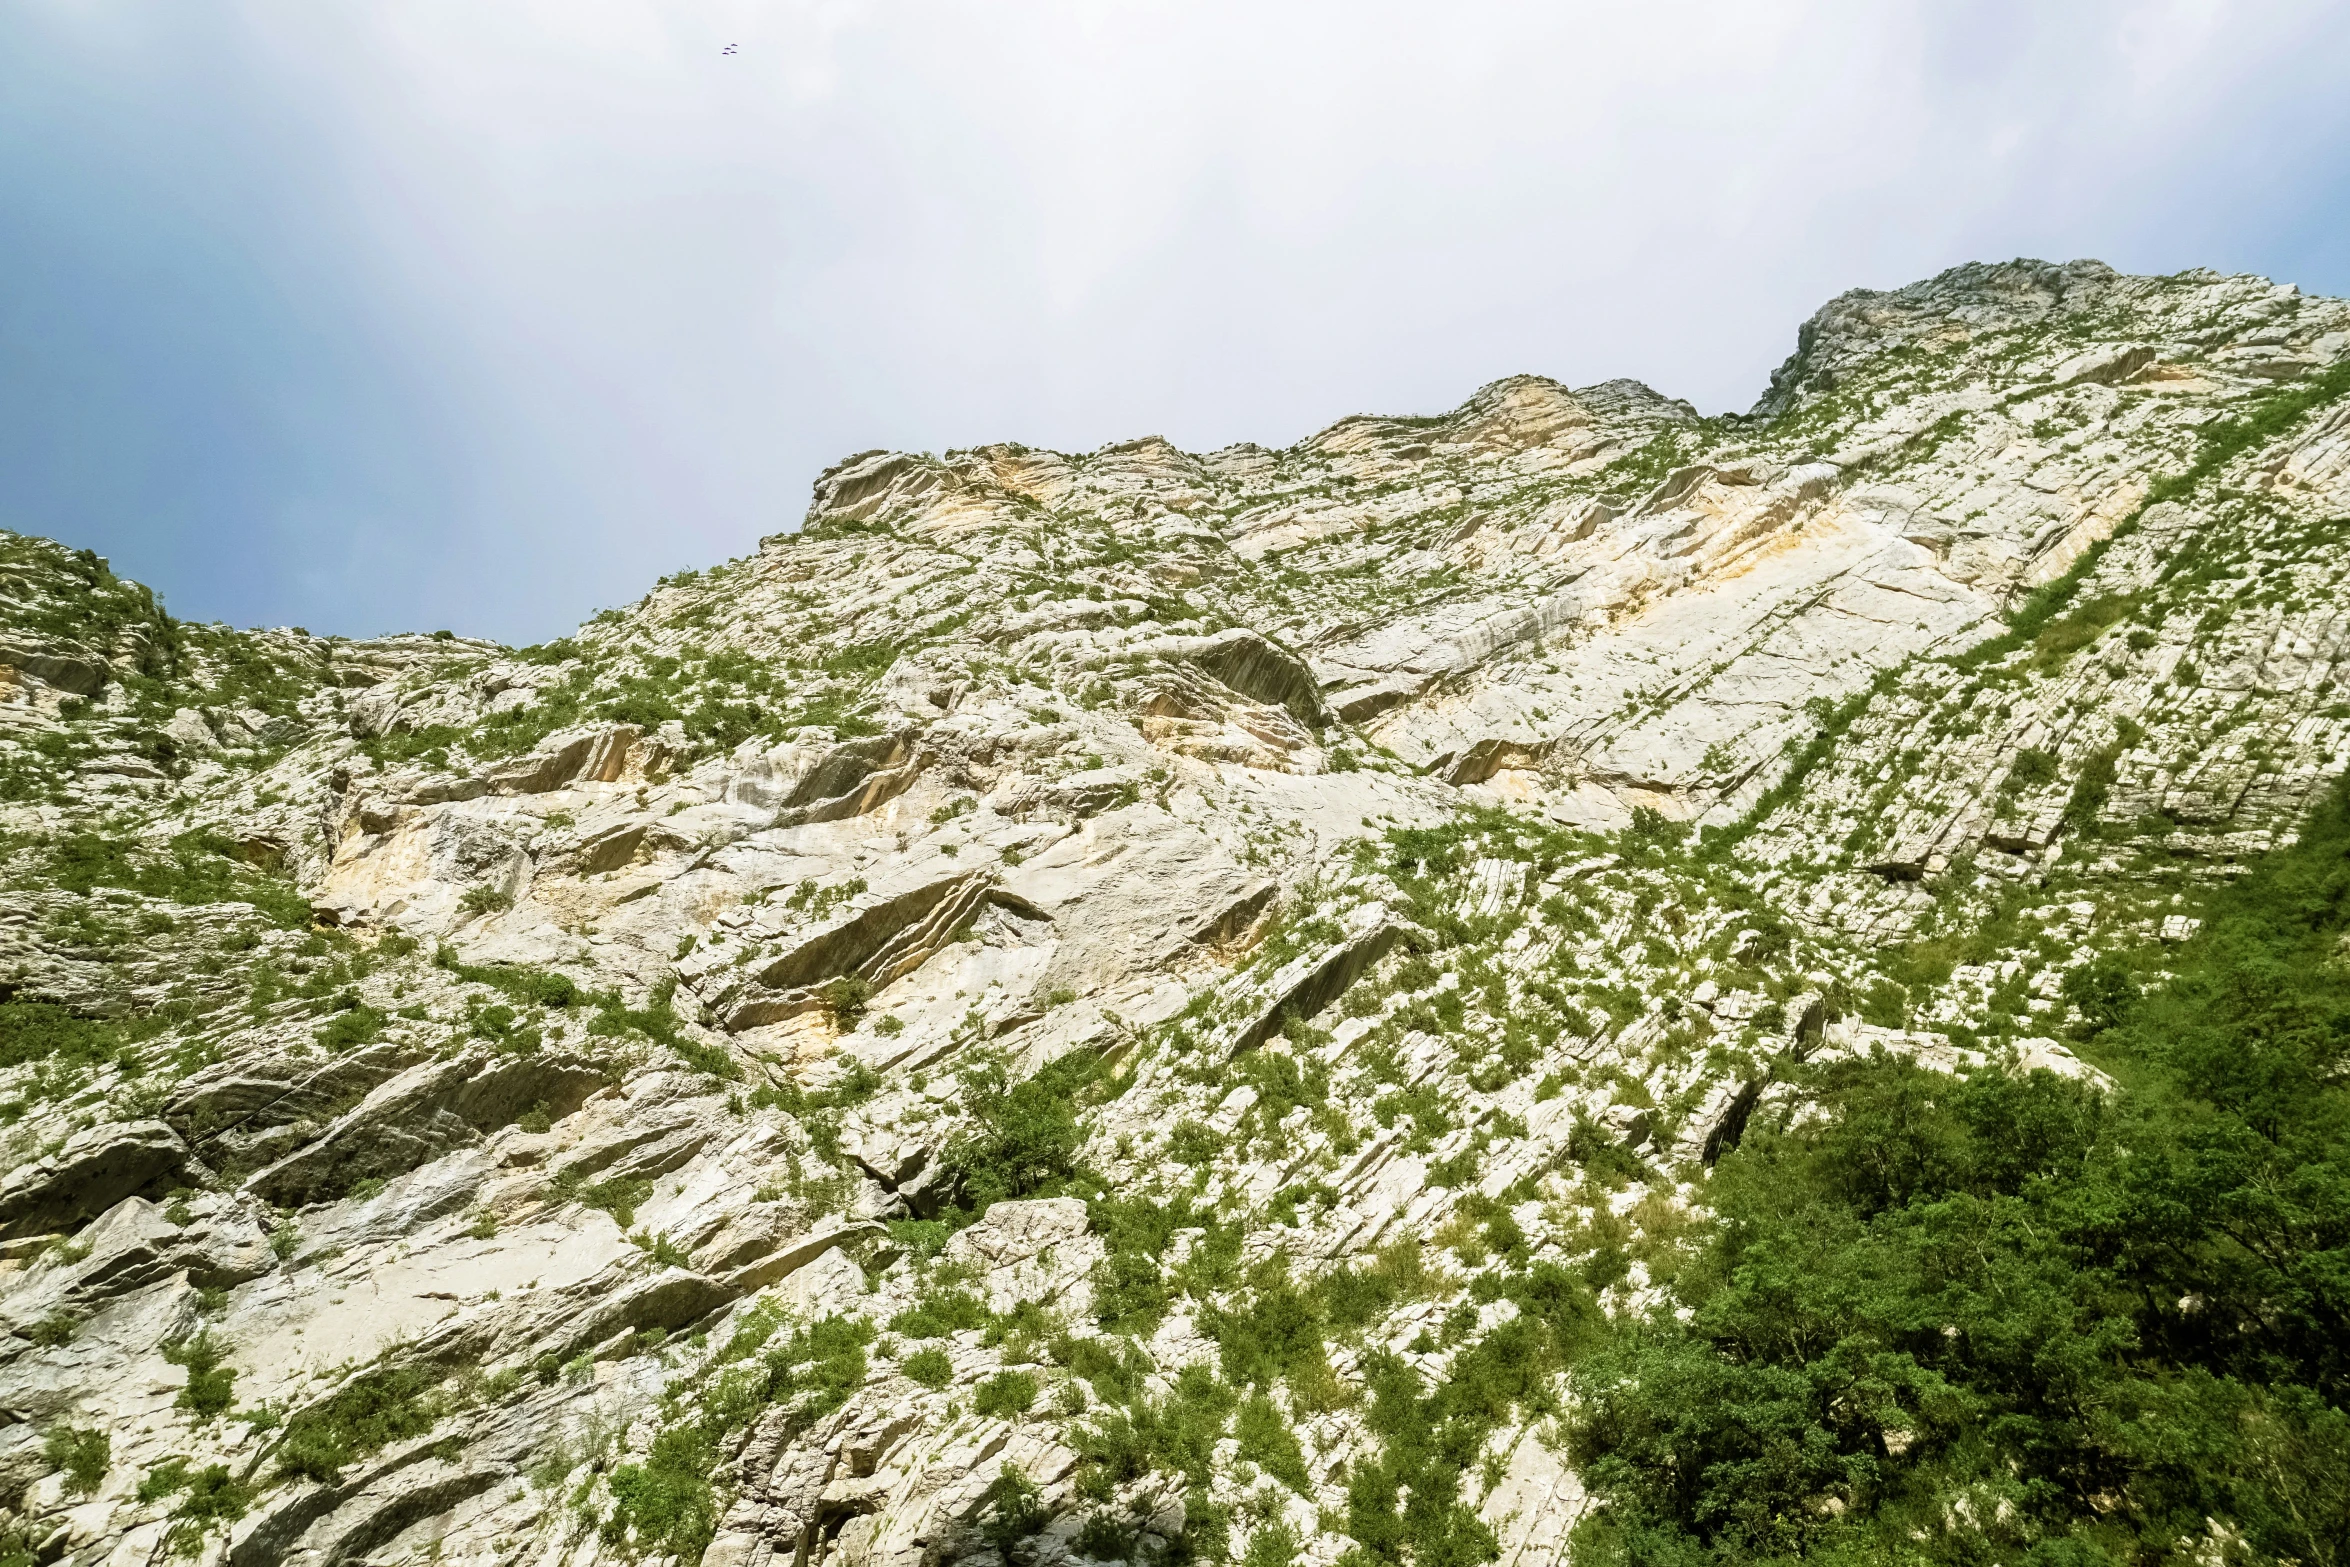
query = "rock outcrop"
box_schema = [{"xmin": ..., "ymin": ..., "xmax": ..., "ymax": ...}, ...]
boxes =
[{"xmin": 0, "ymin": 257, "xmax": 2345, "ymax": 1564}]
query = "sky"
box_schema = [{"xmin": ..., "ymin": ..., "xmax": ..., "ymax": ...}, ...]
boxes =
[{"xmin": 6, "ymin": 2, "xmax": 2350, "ymax": 644}]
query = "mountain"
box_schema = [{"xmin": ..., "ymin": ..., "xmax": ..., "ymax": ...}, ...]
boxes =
[{"xmin": 1, "ymin": 257, "xmax": 2347, "ymax": 1566}]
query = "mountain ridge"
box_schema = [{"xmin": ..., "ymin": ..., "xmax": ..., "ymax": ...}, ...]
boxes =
[{"xmin": 0, "ymin": 256, "xmax": 2346, "ymax": 1565}]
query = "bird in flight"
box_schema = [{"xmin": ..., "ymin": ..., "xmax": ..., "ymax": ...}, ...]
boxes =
[{"xmin": 722, "ymin": 43, "xmax": 738, "ymax": 55}]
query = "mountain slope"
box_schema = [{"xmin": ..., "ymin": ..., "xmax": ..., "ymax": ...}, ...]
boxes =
[{"xmin": 0, "ymin": 258, "xmax": 2345, "ymax": 1566}]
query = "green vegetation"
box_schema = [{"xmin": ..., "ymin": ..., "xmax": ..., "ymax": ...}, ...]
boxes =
[
  {"xmin": 0, "ymin": 1001, "xmax": 123, "ymax": 1070},
  {"xmin": 2004, "ymin": 745, "xmax": 2060, "ymax": 792},
  {"xmin": 557, "ymin": 1171, "xmax": 655, "ymax": 1229},
  {"xmin": 1568, "ymin": 777, "xmax": 2350, "ymax": 1565},
  {"xmin": 889, "ymin": 1285, "xmax": 990, "ymax": 1339},
  {"xmin": 23, "ymin": 1312, "xmax": 79, "ymax": 1348},
  {"xmin": 432, "ymin": 947, "xmax": 729, "ymax": 1077},
  {"xmin": 143, "ymin": 1460, "xmax": 255, "ymax": 1556},
  {"xmin": 2148, "ymin": 355, "xmax": 2350, "ymax": 505},
  {"xmin": 459, "ymin": 884, "xmax": 514, "ymax": 916},
  {"xmin": 313, "ymin": 1003, "xmax": 387, "ymax": 1053},
  {"xmin": 604, "ymin": 1426, "xmax": 721, "ymax": 1558},
  {"xmin": 43, "ymin": 1425, "xmax": 108, "ymax": 1493},
  {"xmin": 820, "ymin": 974, "xmax": 871, "ymax": 1026},
  {"xmin": 1703, "ymin": 673, "xmax": 1897, "ymax": 858},
  {"xmin": 273, "ymin": 1365, "xmax": 448, "ymax": 1483},
  {"xmin": 941, "ymin": 1048, "xmax": 1110, "ymax": 1215},
  {"xmin": 974, "ymin": 1368, "xmax": 1039, "ymax": 1419},
  {"xmin": 601, "ymin": 1311, "xmax": 876, "ymax": 1560},
  {"xmin": 36, "ymin": 829, "xmax": 310, "ymax": 926},
  {"xmin": 900, "ymin": 1347, "xmax": 955, "ymax": 1388},
  {"xmin": 2028, "ymin": 592, "xmax": 2136, "ymax": 672},
  {"xmin": 979, "ymin": 1465, "xmax": 1052, "ymax": 1556},
  {"xmin": 164, "ymin": 1334, "xmax": 236, "ymax": 1421}
]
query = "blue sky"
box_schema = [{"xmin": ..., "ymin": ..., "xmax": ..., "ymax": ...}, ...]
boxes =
[{"xmin": 6, "ymin": 1, "xmax": 2350, "ymax": 644}]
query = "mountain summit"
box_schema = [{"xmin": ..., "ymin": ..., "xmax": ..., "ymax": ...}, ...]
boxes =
[{"xmin": 2, "ymin": 258, "xmax": 2347, "ymax": 1565}]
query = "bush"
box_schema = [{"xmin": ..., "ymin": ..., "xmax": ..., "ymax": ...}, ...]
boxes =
[
  {"xmin": 0, "ymin": 1000, "xmax": 121, "ymax": 1070},
  {"xmin": 1621, "ymin": 805, "xmax": 1690, "ymax": 856},
  {"xmin": 977, "ymin": 1465, "xmax": 1050, "ymax": 1555},
  {"xmin": 138, "ymin": 1457, "xmax": 194, "ymax": 1503},
  {"xmin": 604, "ymin": 1425, "xmax": 719, "ymax": 1561},
  {"xmin": 820, "ymin": 974, "xmax": 871, "ymax": 1025},
  {"xmin": 313, "ymin": 1004, "xmax": 386, "ymax": 1053},
  {"xmin": 2029, "ymin": 592, "xmax": 2135, "ymax": 671},
  {"xmin": 273, "ymin": 1365, "xmax": 445, "ymax": 1483},
  {"xmin": 889, "ymin": 1288, "xmax": 989, "ymax": 1340},
  {"xmin": 901, "ymin": 1347, "xmax": 954, "ymax": 1389},
  {"xmin": 42, "ymin": 830, "xmax": 310, "ymax": 927},
  {"xmin": 558, "ymin": 1172, "xmax": 655, "ymax": 1229},
  {"xmin": 1234, "ymin": 1394, "xmax": 1310, "ymax": 1492},
  {"xmin": 942, "ymin": 1049, "xmax": 1104, "ymax": 1213},
  {"xmin": 1167, "ymin": 1119, "xmax": 1222, "ymax": 1165},
  {"xmin": 2004, "ymin": 745, "xmax": 2061, "ymax": 792},
  {"xmin": 44, "ymin": 1425, "xmax": 108, "ymax": 1493},
  {"xmin": 459, "ymin": 884, "xmax": 514, "ymax": 917},
  {"xmin": 758, "ymin": 1315, "xmax": 874, "ymax": 1431},
  {"xmin": 973, "ymin": 1370, "xmax": 1038, "ymax": 1419},
  {"xmin": 164, "ymin": 1334, "xmax": 236, "ymax": 1421},
  {"xmin": 1566, "ymin": 775, "xmax": 2350, "ymax": 1567},
  {"xmin": 24, "ymin": 1312, "xmax": 78, "ymax": 1348},
  {"xmin": 162, "ymin": 1464, "xmax": 253, "ymax": 1555},
  {"xmin": 2061, "ymin": 956, "xmax": 2139, "ymax": 1034}
]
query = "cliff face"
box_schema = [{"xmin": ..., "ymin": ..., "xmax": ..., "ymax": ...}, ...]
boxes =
[{"xmin": 1, "ymin": 257, "xmax": 2347, "ymax": 1566}]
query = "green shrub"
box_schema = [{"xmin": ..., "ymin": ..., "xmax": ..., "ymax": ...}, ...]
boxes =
[
  {"xmin": 2147, "ymin": 356, "xmax": 2350, "ymax": 503},
  {"xmin": 164, "ymin": 1334, "xmax": 236, "ymax": 1421},
  {"xmin": 744, "ymin": 1315, "xmax": 874, "ymax": 1433},
  {"xmin": 973, "ymin": 1370, "xmax": 1038, "ymax": 1419},
  {"xmin": 43, "ymin": 1425, "xmax": 108, "ymax": 1493},
  {"xmin": 556, "ymin": 1172, "xmax": 655, "ymax": 1228},
  {"xmin": 2004, "ymin": 746, "xmax": 2060, "ymax": 792},
  {"xmin": 1167, "ymin": 1119, "xmax": 1221, "ymax": 1165},
  {"xmin": 2061, "ymin": 957, "xmax": 2139, "ymax": 1034},
  {"xmin": 604, "ymin": 1425, "xmax": 718, "ymax": 1561},
  {"xmin": 901, "ymin": 1348, "xmax": 954, "ymax": 1389},
  {"xmin": 888, "ymin": 1288, "xmax": 989, "ymax": 1340},
  {"xmin": 273, "ymin": 1365, "xmax": 445, "ymax": 1483},
  {"xmin": 1566, "ymin": 780, "xmax": 2350, "ymax": 1566},
  {"xmin": 630, "ymin": 1230, "xmax": 692, "ymax": 1270},
  {"xmin": 977, "ymin": 1465, "xmax": 1050, "ymax": 1555},
  {"xmin": 2029, "ymin": 592, "xmax": 2135, "ymax": 671},
  {"xmin": 162, "ymin": 1464, "xmax": 253, "ymax": 1555},
  {"xmin": 820, "ymin": 974, "xmax": 871, "ymax": 1025},
  {"xmin": 942, "ymin": 1049, "xmax": 1104, "ymax": 1213},
  {"xmin": 432, "ymin": 949, "xmax": 582, "ymax": 1008},
  {"xmin": 0, "ymin": 1000, "xmax": 122, "ymax": 1070},
  {"xmin": 1234, "ymin": 1393, "xmax": 1310, "ymax": 1492},
  {"xmin": 24, "ymin": 1312, "xmax": 78, "ymax": 1348},
  {"xmin": 1077, "ymin": 1511, "xmax": 1140, "ymax": 1562},
  {"xmin": 459, "ymin": 884, "xmax": 514, "ymax": 917},
  {"xmin": 1621, "ymin": 805, "xmax": 1690, "ymax": 857},
  {"xmin": 313, "ymin": 1004, "xmax": 386, "ymax": 1053},
  {"xmin": 42, "ymin": 829, "xmax": 311, "ymax": 926},
  {"xmin": 138, "ymin": 1456, "xmax": 194, "ymax": 1503}
]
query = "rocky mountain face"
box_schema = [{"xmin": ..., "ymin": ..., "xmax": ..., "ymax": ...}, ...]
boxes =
[{"xmin": 1, "ymin": 257, "xmax": 2348, "ymax": 1567}]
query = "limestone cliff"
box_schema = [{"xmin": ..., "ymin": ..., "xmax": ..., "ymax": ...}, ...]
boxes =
[{"xmin": 0, "ymin": 258, "xmax": 2345, "ymax": 1566}]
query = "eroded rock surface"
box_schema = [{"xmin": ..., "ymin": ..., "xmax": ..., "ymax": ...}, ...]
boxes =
[{"xmin": 0, "ymin": 257, "xmax": 2346, "ymax": 1564}]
